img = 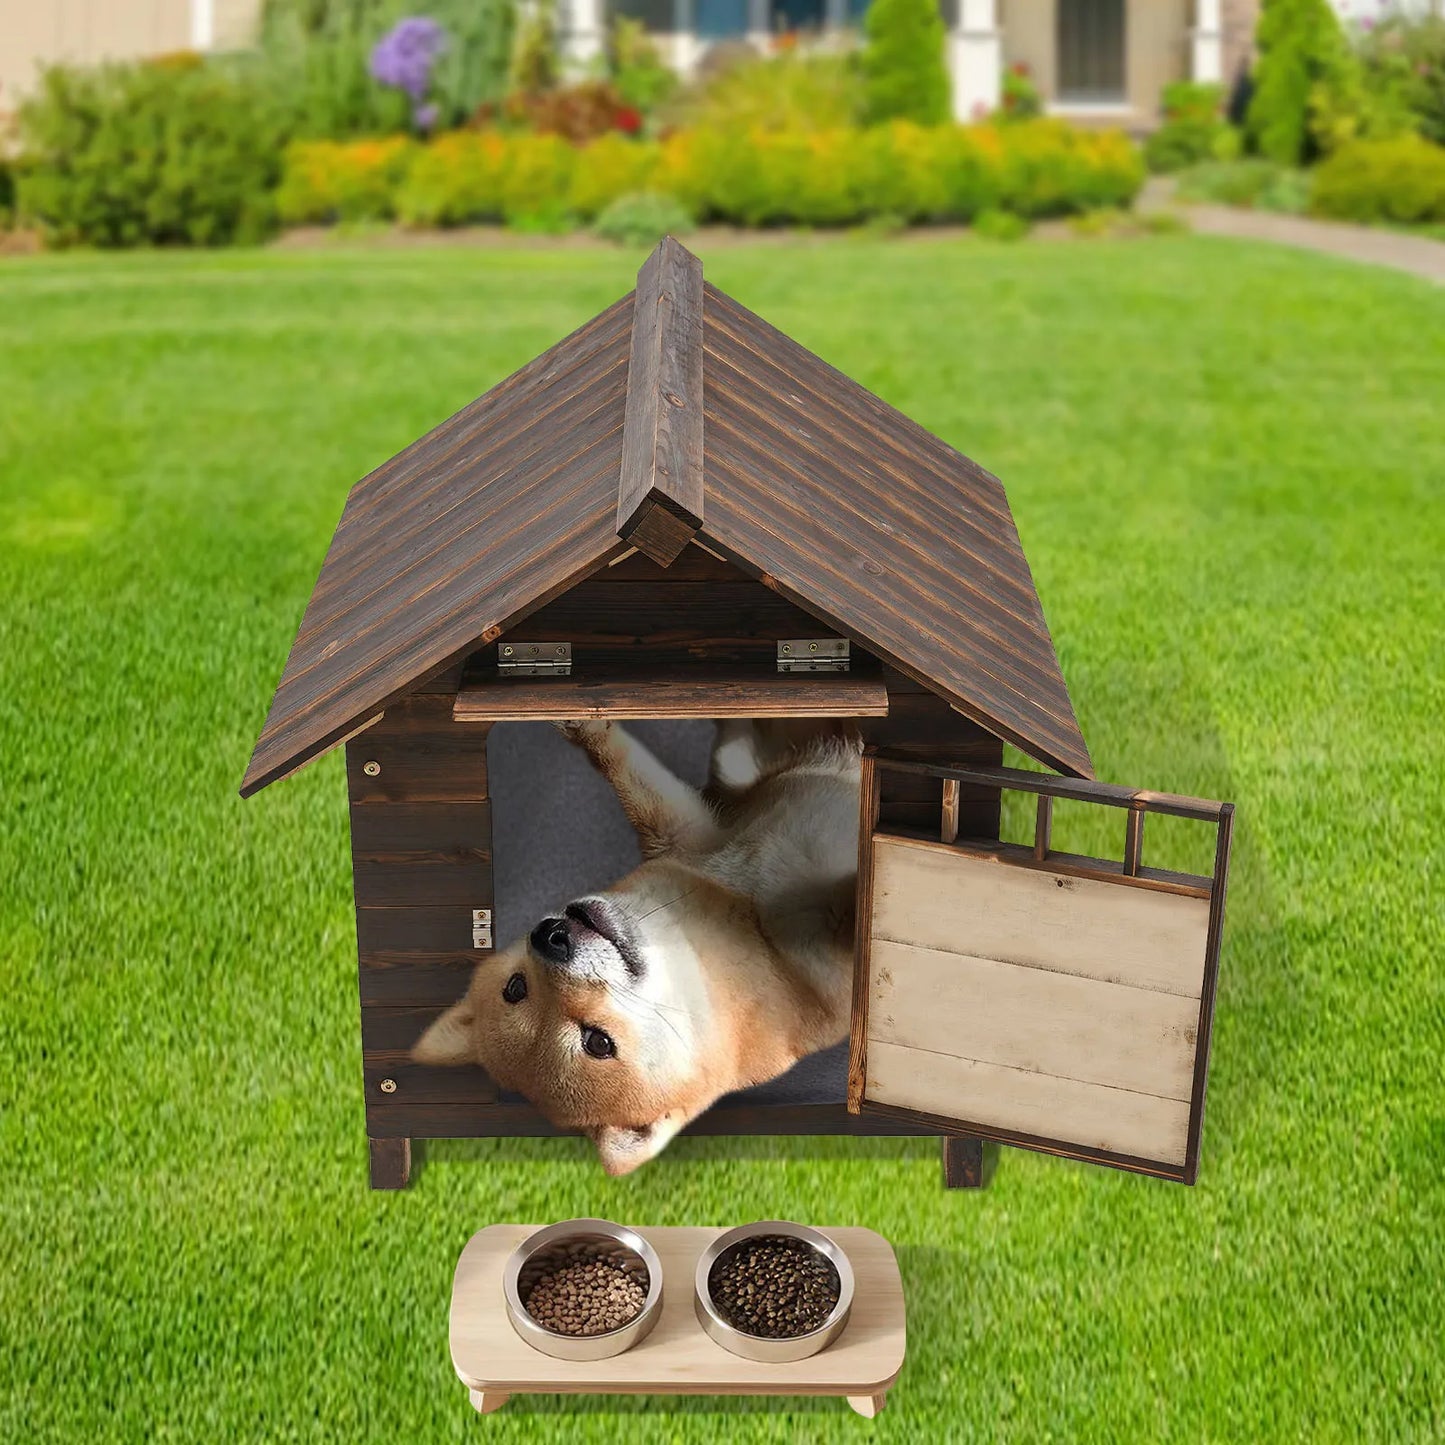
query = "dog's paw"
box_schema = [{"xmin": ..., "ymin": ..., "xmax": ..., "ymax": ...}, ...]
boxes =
[{"xmin": 555, "ymin": 719, "xmax": 612, "ymax": 747}]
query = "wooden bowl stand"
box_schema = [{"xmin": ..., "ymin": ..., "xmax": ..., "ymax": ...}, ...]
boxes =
[{"xmin": 449, "ymin": 1225, "xmax": 906, "ymax": 1418}]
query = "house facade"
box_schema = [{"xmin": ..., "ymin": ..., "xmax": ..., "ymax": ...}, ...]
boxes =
[
  {"xmin": 1, "ymin": 0, "xmax": 1263, "ymax": 129},
  {"xmin": 574, "ymin": 0, "xmax": 1259, "ymax": 126}
]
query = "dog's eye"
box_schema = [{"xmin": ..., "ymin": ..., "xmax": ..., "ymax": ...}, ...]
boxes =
[
  {"xmin": 581, "ymin": 1025, "xmax": 616, "ymax": 1060},
  {"xmin": 502, "ymin": 972, "xmax": 527, "ymax": 1005}
]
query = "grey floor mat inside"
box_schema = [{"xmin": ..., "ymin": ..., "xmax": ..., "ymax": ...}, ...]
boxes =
[{"xmin": 488, "ymin": 720, "xmax": 849, "ymax": 1108}]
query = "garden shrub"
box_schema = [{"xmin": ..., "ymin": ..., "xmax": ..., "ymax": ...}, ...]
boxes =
[
  {"xmin": 973, "ymin": 208, "xmax": 1029, "ymax": 241},
  {"xmin": 498, "ymin": 132, "xmax": 577, "ymax": 226},
  {"xmin": 1355, "ymin": 13, "xmax": 1445, "ymax": 147},
  {"xmin": 860, "ymin": 0, "xmax": 950, "ymax": 126},
  {"xmin": 998, "ymin": 64, "xmax": 1043, "ymax": 122},
  {"xmin": 1246, "ymin": 0, "xmax": 1360, "ymax": 165},
  {"xmin": 592, "ymin": 191, "xmax": 694, "ymax": 246},
  {"xmin": 275, "ymin": 135, "xmax": 414, "ymax": 223},
  {"xmin": 1145, "ymin": 81, "xmax": 1227, "ymax": 173},
  {"xmin": 568, "ymin": 134, "xmax": 661, "ymax": 219},
  {"xmin": 1175, "ymin": 157, "xmax": 1307, "ymax": 210},
  {"xmin": 15, "ymin": 60, "xmax": 287, "ymax": 247},
  {"xmin": 992, "ymin": 120, "xmax": 1144, "ymax": 217},
  {"xmin": 256, "ymin": 0, "xmax": 514, "ymax": 137},
  {"xmin": 609, "ymin": 18, "xmax": 678, "ymax": 115},
  {"xmin": 394, "ymin": 131, "xmax": 507, "ymax": 224},
  {"xmin": 506, "ymin": 81, "xmax": 642, "ymax": 143},
  {"xmin": 674, "ymin": 51, "xmax": 864, "ymax": 132},
  {"xmin": 276, "ymin": 117, "xmax": 1145, "ymax": 236},
  {"xmin": 1311, "ymin": 134, "xmax": 1445, "ymax": 224}
]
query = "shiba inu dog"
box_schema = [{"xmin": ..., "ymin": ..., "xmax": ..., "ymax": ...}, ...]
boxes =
[{"xmin": 413, "ymin": 718, "xmax": 861, "ymax": 1175}]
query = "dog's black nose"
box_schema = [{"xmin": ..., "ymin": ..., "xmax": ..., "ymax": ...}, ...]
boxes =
[{"xmin": 530, "ymin": 916, "xmax": 573, "ymax": 966}]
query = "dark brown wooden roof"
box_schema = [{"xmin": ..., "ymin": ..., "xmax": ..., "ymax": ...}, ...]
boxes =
[
  {"xmin": 242, "ymin": 240, "xmax": 1089, "ymax": 796},
  {"xmin": 697, "ymin": 282, "xmax": 1090, "ymax": 779}
]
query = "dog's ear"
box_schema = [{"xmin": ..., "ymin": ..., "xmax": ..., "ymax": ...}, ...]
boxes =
[
  {"xmin": 589, "ymin": 1114, "xmax": 685, "ymax": 1176},
  {"xmin": 411, "ymin": 999, "xmax": 476, "ymax": 1066}
]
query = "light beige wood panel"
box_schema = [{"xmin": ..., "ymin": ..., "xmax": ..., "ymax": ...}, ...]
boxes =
[
  {"xmin": 871, "ymin": 835, "xmax": 1210, "ymax": 998},
  {"xmin": 868, "ymin": 938, "xmax": 1198, "ymax": 1101},
  {"xmin": 450, "ymin": 1225, "xmax": 905, "ymax": 1396},
  {"xmin": 866, "ymin": 1040, "xmax": 1191, "ymax": 1167}
]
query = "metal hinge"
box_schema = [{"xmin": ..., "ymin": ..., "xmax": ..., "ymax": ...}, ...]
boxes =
[
  {"xmin": 498, "ymin": 641, "xmax": 571, "ymax": 677},
  {"xmin": 777, "ymin": 639, "xmax": 851, "ymax": 673},
  {"xmin": 472, "ymin": 909, "xmax": 493, "ymax": 949}
]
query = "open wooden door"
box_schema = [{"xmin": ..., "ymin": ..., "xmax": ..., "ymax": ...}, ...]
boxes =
[{"xmin": 847, "ymin": 753, "xmax": 1234, "ymax": 1184}]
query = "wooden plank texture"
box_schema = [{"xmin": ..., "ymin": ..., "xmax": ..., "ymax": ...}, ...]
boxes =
[
  {"xmin": 616, "ymin": 238, "xmax": 704, "ymax": 565},
  {"xmin": 454, "ymin": 668, "xmax": 890, "ymax": 722},
  {"xmin": 699, "ymin": 283, "xmax": 1091, "ymax": 780},
  {"xmin": 241, "ymin": 295, "xmax": 634, "ymax": 796},
  {"xmin": 866, "ymin": 1040, "xmax": 1192, "ymax": 1167},
  {"xmin": 868, "ymin": 939, "xmax": 1199, "ymax": 1101},
  {"xmin": 871, "ymin": 835, "xmax": 1211, "ymax": 997}
]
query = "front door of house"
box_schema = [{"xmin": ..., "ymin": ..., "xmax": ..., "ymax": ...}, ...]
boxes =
[{"xmin": 1057, "ymin": 0, "xmax": 1127, "ymax": 102}]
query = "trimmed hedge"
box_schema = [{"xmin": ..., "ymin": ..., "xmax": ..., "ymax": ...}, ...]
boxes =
[
  {"xmin": 283, "ymin": 118, "xmax": 1144, "ymax": 231},
  {"xmin": 1310, "ymin": 135, "xmax": 1445, "ymax": 224}
]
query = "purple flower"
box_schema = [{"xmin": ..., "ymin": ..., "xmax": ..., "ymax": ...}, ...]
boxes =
[{"xmin": 370, "ymin": 16, "xmax": 448, "ymax": 113}]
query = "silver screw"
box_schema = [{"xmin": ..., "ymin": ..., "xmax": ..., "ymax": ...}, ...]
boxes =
[
  {"xmin": 502, "ymin": 645, "xmax": 514, "ymax": 657},
  {"xmin": 809, "ymin": 642, "xmax": 819, "ymax": 652},
  {"xmin": 362, "ymin": 760, "xmax": 381, "ymax": 777},
  {"xmin": 379, "ymin": 1078, "xmax": 397, "ymax": 1094},
  {"xmin": 781, "ymin": 644, "xmax": 792, "ymax": 654}
]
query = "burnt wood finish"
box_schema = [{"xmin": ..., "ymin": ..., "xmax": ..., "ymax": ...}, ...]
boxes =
[
  {"xmin": 244, "ymin": 248, "xmax": 1089, "ymax": 800},
  {"xmin": 453, "ymin": 667, "xmax": 890, "ymax": 722},
  {"xmin": 942, "ymin": 1137, "xmax": 999, "ymax": 1189},
  {"xmin": 617, "ymin": 238, "xmax": 705, "ymax": 566},
  {"xmin": 241, "ymin": 294, "xmax": 634, "ymax": 797},
  {"xmin": 495, "ymin": 551, "xmax": 825, "ymax": 670},
  {"xmin": 365, "ymin": 1100, "xmax": 939, "ymax": 1140},
  {"xmin": 697, "ymin": 282, "xmax": 1091, "ymax": 780},
  {"xmin": 349, "ymin": 714, "xmax": 496, "ymax": 1186},
  {"xmin": 369, "ymin": 1136, "xmax": 411, "ymax": 1190},
  {"xmin": 850, "ymin": 754, "xmax": 1236, "ymax": 1185}
]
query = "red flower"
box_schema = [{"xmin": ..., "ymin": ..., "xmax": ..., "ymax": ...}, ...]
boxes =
[{"xmin": 614, "ymin": 106, "xmax": 643, "ymax": 134}]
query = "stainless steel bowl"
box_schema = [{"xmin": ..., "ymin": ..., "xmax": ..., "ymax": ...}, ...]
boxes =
[
  {"xmin": 693, "ymin": 1222, "xmax": 855, "ymax": 1363},
  {"xmin": 502, "ymin": 1219, "xmax": 663, "ymax": 1361}
]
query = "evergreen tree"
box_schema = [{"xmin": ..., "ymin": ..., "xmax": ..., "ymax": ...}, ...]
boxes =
[
  {"xmin": 860, "ymin": 0, "xmax": 951, "ymax": 127},
  {"xmin": 1246, "ymin": 0, "xmax": 1354, "ymax": 165}
]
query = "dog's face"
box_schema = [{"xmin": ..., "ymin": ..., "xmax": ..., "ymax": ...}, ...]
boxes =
[{"xmin": 413, "ymin": 860, "xmax": 800, "ymax": 1174}]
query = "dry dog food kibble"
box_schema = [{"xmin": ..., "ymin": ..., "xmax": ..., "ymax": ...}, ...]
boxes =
[
  {"xmin": 708, "ymin": 1235, "xmax": 842, "ymax": 1339},
  {"xmin": 524, "ymin": 1257, "xmax": 647, "ymax": 1336}
]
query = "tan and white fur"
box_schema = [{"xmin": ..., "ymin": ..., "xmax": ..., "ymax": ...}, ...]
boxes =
[{"xmin": 413, "ymin": 718, "xmax": 861, "ymax": 1175}]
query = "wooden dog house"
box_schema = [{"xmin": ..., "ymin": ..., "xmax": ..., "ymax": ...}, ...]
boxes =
[{"xmin": 241, "ymin": 239, "xmax": 1233, "ymax": 1192}]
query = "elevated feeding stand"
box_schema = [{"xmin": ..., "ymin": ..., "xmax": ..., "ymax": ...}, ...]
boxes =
[{"xmin": 449, "ymin": 1225, "xmax": 906, "ymax": 1418}]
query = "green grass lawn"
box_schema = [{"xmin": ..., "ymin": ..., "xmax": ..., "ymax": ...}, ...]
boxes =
[{"xmin": 2, "ymin": 234, "xmax": 1442, "ymax": 1443}]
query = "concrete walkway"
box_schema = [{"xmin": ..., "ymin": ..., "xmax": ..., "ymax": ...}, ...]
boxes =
[
  {"xmin": 1183, "ymin": 204, "xmax": 1445, "ymax": 284},
  {"xmin": 1137, "ymin": 179, "xmax": 1445, "ymax": 285}
]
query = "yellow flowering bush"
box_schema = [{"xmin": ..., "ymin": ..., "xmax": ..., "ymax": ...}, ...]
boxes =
[{"xmin": 275, "ymin": 137, "xmax": 415, "ymax": 225}]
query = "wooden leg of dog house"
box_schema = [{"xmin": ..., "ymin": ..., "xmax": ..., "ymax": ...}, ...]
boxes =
[
  {"xmin": 848, "ymin": 1393, "xmax": 889, "ymax": 1418},
  {"xmin": 468, "ymin": 1389, "xmax": 510, "ymax": 1414},
  {"xmin": 368, "ymin": 1136, "xmax": 411, "ymax": 1190},
  {"xmin": 942, "ymin": 1136, "xmax": 998, "ymax": 1189}
]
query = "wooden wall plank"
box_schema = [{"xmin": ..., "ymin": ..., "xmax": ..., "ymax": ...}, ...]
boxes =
[
  {"xmin": 454, "ymin": 669, "xmax": 889, "ymax": 722},
  {"xmin": 871, "ymin": 835, "xmax": 1210, "ymax": 997},
  {"xmin": 866, "ymin": 1040, "xmax": 1191, "ymax": 1167},
  {"xmin": 868, "ymin": 939, "xmax": 1199, "ymax": 1101},
  {"xmin": 365, "ymin": 1100, "xmax": 939, "ymax": 1140},
  {"xmin": 347, "ymin": 735, "xmax": 489, "ymax": 803}
]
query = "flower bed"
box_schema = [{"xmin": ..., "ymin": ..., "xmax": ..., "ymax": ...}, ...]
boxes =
[{"xmin": 278, "ymin": 118, "xmax": 1143, "ymax": 231}]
